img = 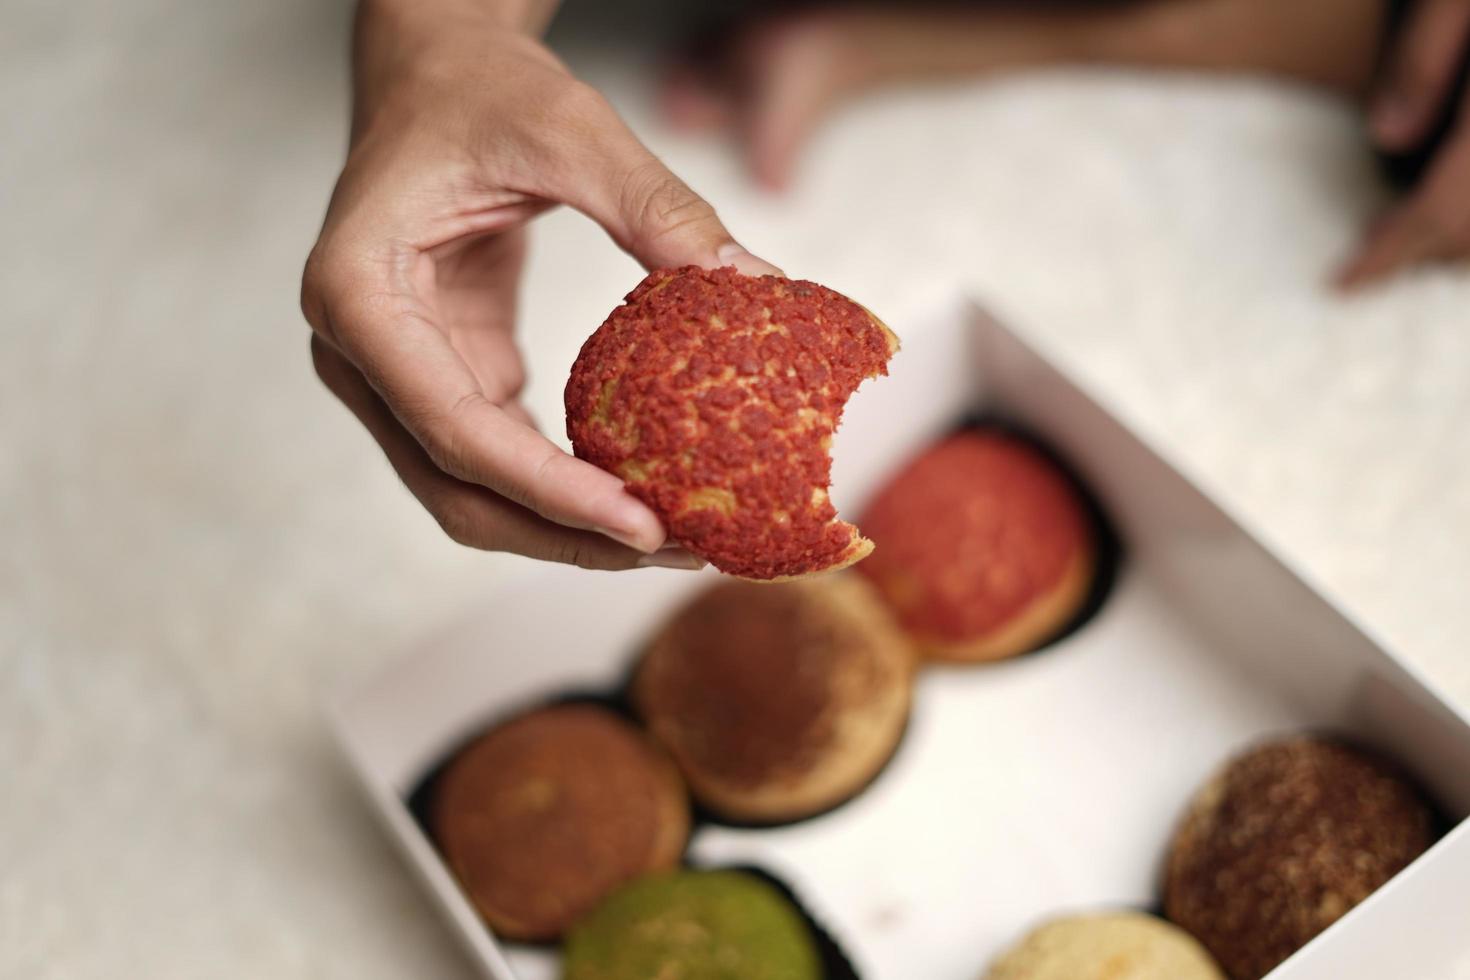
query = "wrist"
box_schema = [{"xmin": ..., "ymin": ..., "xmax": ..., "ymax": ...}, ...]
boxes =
[
  {"xmin": 359, "ymin": 0, "xmax": 556, "ymax": 36},
  {"xmin": 350, "ymin": 0, "xmax": 564, "ymax": 137}
]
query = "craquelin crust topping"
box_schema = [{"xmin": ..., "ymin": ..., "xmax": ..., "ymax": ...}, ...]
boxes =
[{"xmin": 566, "ymin": 266, "xmax": 896, "ymax": 580}]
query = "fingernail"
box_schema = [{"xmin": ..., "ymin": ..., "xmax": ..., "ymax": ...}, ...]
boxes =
[
  {"xmin": 716, "ymin": 242, "xmax": 784, "ymax": 278},
  {"xmin": 637, "ymin": 547, "xmax": 708, "ymax": 571},
  {"xmin": 595, "ymin": 496, "xmax": 666, "ymax": 553},
  {"xmin": 596, "ymin": 526, "xmax": 645, "ymax": 551}
]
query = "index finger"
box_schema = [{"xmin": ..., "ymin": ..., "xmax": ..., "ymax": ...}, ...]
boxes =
[
  {"xmin": 326, "ymin": 265, "xmax": 668, "ymax": 554},
  {"xmin": 1338, "ymin": 116, "xmax": 1470, "ymax": 289}
]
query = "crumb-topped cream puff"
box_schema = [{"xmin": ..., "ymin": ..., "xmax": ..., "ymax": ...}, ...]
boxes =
[
  {"xmin": 856, "ymin": 429, "xmax": 1095, "ymax": 662},
  {"xmin": 1164, "ymin": 736, "xmax": 1437, "ymax": 980},
  {"xmin": 566, "ymin": 266, "xmax": 897, "ymax": 580}
]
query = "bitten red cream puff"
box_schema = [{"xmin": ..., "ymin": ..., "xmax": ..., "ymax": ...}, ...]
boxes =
[
  {"xmin": 430, "ymin": 703, "xmax": 689, "ymax": 942},
  {"xmin": 1164, "ymin": 736, "xmax": 1437, "ymax": 980},
  {"xmin": 856, "ymin": 429, "xmax": 1096, "ymax": 662},
  {"xmin": 565, "ymin": 266, "xmax": 897, "ymax": 580},
  {"xmin": 632, "ymin": 574, "xmax": 913, "ymax": 823}
]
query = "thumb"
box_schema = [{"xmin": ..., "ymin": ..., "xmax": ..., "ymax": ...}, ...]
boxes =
[{"xmin": 560, "ymin": 117, "xmax": 782, "ymax": 275}]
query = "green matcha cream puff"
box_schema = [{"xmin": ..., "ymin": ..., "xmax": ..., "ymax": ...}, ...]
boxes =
[{"xmin": 562, "ymin": 870, "xmax": 822, "ymax": 980}]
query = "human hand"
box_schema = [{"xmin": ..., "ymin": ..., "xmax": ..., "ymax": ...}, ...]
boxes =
[
  {"xmin": 1339, "ymin": 0, "xmax": 1470, "ymax": 288},
  {"xmin": 301, "ymin": 0, "xmax": 779, "ymax": 569},
  {"xmin": 660, "ymin": 9, "xmax": 888, "ymax": 192}
]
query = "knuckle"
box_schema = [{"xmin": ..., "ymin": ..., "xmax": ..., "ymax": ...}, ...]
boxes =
[
  {"xmin": 547, "ymin": 536, "xmax": 603, "ymax": 570},
  {"xmin": 422, "ymin": 423, "xmax": 467, "ymax": 481},
  {"xmin": 300, "ymin": 239, "xmax": 355, "ymax": 344},
  {"xmin": 299, "ymin": 245, "xmax": 329, "ymax": 330},
  {"xmin": 620, "ymin": 162, "xmax": 718, "ymax": 246},
  {"xmin": 544, "ymin": 79, "xmax": 615, "ymax": 133},
  {"xmin": 520, "ymin": 450, "xmax": 567, "ymax": 514},
  {"xmin": 420, "ymin": 393, "xmax": 482, "ymax": 480},
  {"xmin": 433, "ymin": 497, "xmax": 481, "ymax": 548}
]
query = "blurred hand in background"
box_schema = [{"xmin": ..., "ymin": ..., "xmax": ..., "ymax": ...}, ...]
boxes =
[
  {"xmin": 661, "ymin": 0, "xmax": 1468, "ymax": 289},
  {"xmin": 1340, "ymin": 0, "xmax": 1470, "ymax": 288},
  {"xmin": 301, "ymin": 0, "xmax": 777, "ymax": 569}
]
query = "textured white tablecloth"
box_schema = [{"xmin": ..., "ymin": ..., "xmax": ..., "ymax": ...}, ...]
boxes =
[{"xmin": 4, "ymin": 2, "xmax": 1467, "ymax": 977}]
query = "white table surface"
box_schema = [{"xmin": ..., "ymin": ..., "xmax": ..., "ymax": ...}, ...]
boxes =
[{"xmin": 4, "ymin": 1, "xmax": 1468, "ymax": 977}]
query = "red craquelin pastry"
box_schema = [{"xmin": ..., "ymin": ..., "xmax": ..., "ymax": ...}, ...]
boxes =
[
  {"xmin": 565, "ymin": 266, "xmax": 898, "ymax": 580},
  {"xmin": 430, "ymin": 704, "xmax": 689, "ymax": 942},
  {"xmin": 856, "ymin": 429, "xmax": 1095, "ymax": 662}
]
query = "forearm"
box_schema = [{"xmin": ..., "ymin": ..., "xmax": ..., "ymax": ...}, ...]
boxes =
[
  {"xmin": 846, "ymin": 0, "xmax": 1383, "ymax": 97},
  {"xmin": 1082, "ymin": 0, "xmax": 1385, "ymax": 94}
]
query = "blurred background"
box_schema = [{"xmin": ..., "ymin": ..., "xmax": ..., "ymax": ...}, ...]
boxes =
[{"xmin": 4, "ymin": 0, "xmax": 1469, "ymax": 977}]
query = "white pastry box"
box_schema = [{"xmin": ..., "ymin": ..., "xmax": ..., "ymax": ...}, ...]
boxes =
[{"xmin": 328, "ymin": 299, "xmax": 1470, "ymax": 980}]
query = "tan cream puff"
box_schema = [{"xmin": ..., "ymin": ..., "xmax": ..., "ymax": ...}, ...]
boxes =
[{"xmin": 633, "ymin": 574, "xmax": 913, "ymax": 823}]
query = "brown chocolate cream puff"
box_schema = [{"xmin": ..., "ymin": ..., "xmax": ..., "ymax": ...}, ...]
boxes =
[
  {"xmin": 430, "ymin": 703, "xmax": 689, "ymax": 942},
  {"xmin": 1164, "ymin": 735, "xmax": 1438, "ymax": 980},
  {"xmin": 632, "ymin": 574, "xmax": 913, "ymax": 824},
  {"xmin": 856, "ymin": 429, "xmax": 1096, "ymax": 663}
]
